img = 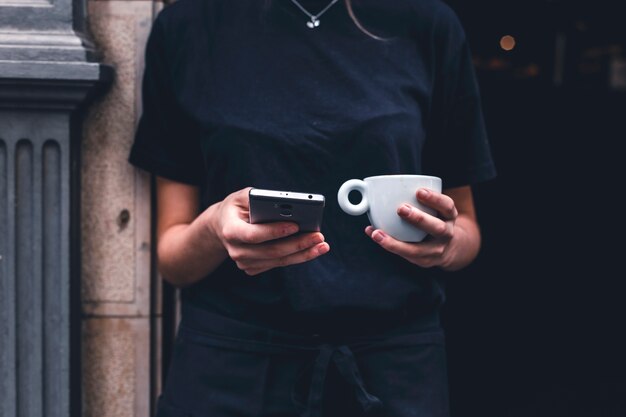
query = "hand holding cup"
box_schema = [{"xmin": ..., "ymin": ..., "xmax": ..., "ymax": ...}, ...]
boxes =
[{"xmin": 337, "ymin": 175, "xmax": 442, "ymax": 242}]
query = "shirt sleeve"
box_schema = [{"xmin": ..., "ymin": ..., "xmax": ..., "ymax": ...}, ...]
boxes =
[
  {"xmin": 128, "ymin": 13, "xmax": 205, "ymax": 186},
  {"xmin": 422, "ymin": 7, "xmax": 496, "ymax": 189}
]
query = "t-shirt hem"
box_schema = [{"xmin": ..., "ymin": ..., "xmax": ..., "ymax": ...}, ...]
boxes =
[
  {"xmin": 440, "ymin": 161, "xmax": 497, "ymax": 189},
  {"xmin": 128, "ymin": 144, "xmax": 202, "ymax": 186}
]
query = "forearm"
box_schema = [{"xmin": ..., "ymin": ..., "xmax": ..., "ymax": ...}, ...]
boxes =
[
  {"xmin": 157, "ymin": 202, "xmax": 228, "ymax": 287},
  {"xmin": 440, "ymin": 213, "xmax": 481, "ymax": 272}
]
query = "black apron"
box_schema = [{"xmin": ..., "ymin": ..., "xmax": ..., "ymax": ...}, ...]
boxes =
[{"xmin": 156, "ymin": 303, "xmax": 450, "ymax": 417}]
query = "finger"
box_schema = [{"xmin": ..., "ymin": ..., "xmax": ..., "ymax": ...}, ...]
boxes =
[
  {"xmin": 234, "ymin": 232, "xmax": 325, "ymax": 262},
  {"xmin": 242, "ymin": 268, "xmax": 266, "ymax": 276},
  {"xmin": 397, "ymin": 204, "xmax": 453, "ymax": 239},
  {"xmin": 227, "ymin": 221, "xmax": 300, "ymax": 244},
  {"xmin": 369, "ymin": 229, "xmax": 446, "ymax": 260},
  {"xmin": 365, "ymin": 225, "xmax": 374, "ymax": 237},
  {"xmin": 416, "ymin": 189, "xmax": 458, "ymax": 220},
  {"xmin": 244, "ymin": 242, "xmax": 330, "ymax": 274},
  {"xmin": 234, "ymin": 187, "xmax": 254, "ymax": 208}
]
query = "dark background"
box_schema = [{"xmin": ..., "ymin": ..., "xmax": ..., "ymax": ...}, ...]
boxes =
[{"xmin": 441, "ymin": 1, "xmax": 626, "ymax": 416}]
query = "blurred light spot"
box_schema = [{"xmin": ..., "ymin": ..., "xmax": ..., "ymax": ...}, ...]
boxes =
[
  {"xmin": 514, "ymin": 63, "xmax": 541, "ymax": 79},
  {"xmin": 526, "ymin": 64, "xmax": 540, "ymax": 77},
  {"xmin": 575, "ymin": 21, "xmax": 588, "ymax": 31},
  {"xmin": 500, "ymin": 35, "xmax": 516, "ymax": 51},
  {"xmin": 486, "ymin": 57, "xmax": 510, "ymax": 70}
]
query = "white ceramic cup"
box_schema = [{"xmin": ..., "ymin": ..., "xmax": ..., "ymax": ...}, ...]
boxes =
[{"xmin": 337, "ymin": 174, "xmax": 442, "ymax": 242}]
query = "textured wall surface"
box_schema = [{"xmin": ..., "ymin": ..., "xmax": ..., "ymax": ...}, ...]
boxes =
[
  {"xmin": 81, "ymin": 1, "xmax": 161, "ymax": 417},
  {"xmin": 82, "ymin": 318, "xmax": 152, "ymax": 417},
  {"xmin": 82, "ymin": 6, "xmax": 139, "ymax": 304},
  {"xmin": 82, "ymin": 320, "xmax": 136, "ymax": 417}
]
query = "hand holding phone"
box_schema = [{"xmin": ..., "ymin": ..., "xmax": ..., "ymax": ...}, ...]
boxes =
[{"xmin": 248, "ymin": 188, "xmax": 325, "ymax": 232}]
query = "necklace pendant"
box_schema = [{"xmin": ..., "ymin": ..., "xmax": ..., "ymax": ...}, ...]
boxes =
[{"xmin": 306, "ymin": 18, "xmax": 320, "ymax": 28}]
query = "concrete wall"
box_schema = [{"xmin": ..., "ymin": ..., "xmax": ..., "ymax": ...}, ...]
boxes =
[{"xmin": 81, "ymin": 1, "xmax": 164, "ymax": 416}]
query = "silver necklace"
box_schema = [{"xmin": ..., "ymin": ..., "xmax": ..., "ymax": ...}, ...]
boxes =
[{"xmin": 289, "ymin": 0, "xmax": 340, "ymax": 29}]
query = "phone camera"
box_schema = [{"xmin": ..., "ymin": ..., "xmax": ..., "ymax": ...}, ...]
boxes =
[
  {"xmin": 279, "ymin": 203, "xmax": 293, "ymax": 217},
  {"xmin": 308, "ymin": 195, "xmax": 313, "ymax": 199}
]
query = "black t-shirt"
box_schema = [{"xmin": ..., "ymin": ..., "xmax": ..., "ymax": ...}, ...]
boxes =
[{"xmin": 129, "ymin": 0, "xmax": 496, "ymax": 335}]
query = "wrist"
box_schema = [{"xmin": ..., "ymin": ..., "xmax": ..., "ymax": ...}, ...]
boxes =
[
  {"xmin": 439, "ymin": 218, "xmax": 481, "ymax": 272},
  {"xmin": 199, "ymin": 201, "xmax": 227, "ymax": 253}
]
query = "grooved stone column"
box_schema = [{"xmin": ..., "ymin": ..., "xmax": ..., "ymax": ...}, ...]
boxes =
[
  {"xmin": 0, "ymin": 0, "xmax": 111, "ymax": 415},
  {"xmin": 0, "ymin": 116, "xmax": 69, "ymax": 417}
]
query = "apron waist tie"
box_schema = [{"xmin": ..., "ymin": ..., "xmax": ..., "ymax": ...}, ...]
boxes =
[
  {"xmin": 292, "ymin": 344, "xmax": 383, "ymax": 417},
  {"xmin": 178, "ymin": 304, "xmax": 442, "ymax": 417}
]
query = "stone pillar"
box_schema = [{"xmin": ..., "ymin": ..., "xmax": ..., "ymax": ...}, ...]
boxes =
[
  {"xmin": 0, "ymin": 3, "xmax": 111, "ymax": 417},
  {"xmin": 80, "ymin": 1, "xmax": 164, "ymax": 417}
]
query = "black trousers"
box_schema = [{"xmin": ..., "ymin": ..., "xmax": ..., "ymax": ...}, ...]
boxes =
[{"xmin": 156, "ymin": 304, "xmax": 450, "ymax": 417}]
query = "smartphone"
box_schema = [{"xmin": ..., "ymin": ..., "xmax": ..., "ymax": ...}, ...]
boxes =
[{"xmin": 248, "ymin": 188, "xmax": 325, "ymax": 232}]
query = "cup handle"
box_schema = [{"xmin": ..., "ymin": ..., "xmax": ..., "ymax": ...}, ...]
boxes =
[{"xmin": 337, "ymin": 179, "xmax": 369, "ymax": 216}]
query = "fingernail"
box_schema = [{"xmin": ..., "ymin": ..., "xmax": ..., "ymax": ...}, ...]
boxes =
[
  {"xmin": 398, "ymin": 204, "xmax": 412, "ymax": 216},
  {"xmin": 418, "ymin": 189, "xmax": 430, "ymax": 199},
  {"xmin": 312, "ymin": 234, "xmax": 324, "ymax": 244},
  {"xmin": 317, "ymin": 243, "xmax": 329, "ymax": 254},
  {"xmin": 372, "ymin": 231, "xmax": 385, "ymax": 243}
]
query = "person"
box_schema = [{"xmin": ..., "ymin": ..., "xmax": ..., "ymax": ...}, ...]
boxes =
[{"xmin": 129, "ymin": 0, "xmax": 496, "ymax": 416}]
